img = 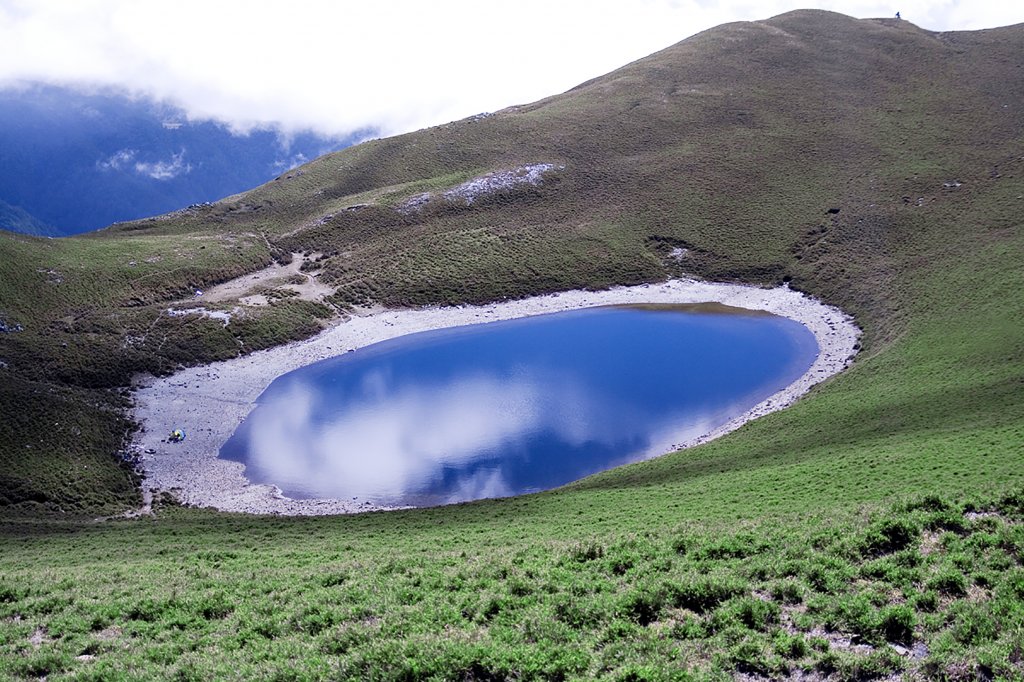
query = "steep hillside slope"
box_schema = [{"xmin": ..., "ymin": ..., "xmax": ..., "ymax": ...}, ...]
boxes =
[
  {"xmin": 0, "ymin": 11, "xmax": 1023, "ymax": 678},
  {"xmin": 102, "ymin": 12, "xmax": 1022, "ymax": 343}
]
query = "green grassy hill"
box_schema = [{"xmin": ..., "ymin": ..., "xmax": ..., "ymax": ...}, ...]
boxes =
[{"xmin": 1, "ymin": 10, "xmax": 1022, "ymax": 680}]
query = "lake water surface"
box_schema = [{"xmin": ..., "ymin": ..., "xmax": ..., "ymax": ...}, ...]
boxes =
[{"xmin": 220, "ymin": 305, "xmax": 818, "ymax": 507}]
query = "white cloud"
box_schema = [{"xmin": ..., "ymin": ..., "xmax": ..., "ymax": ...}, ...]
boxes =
[
  {"xmin": 96, "ymin": 148, "xmax": 136, "ymax": 171},
  {"xmin": 271, "ymin": 153, "xmax": 309, "ymax": 172},
  {"xmin": 133, "ymin": 149, "xmax": 192, "ymax": 180},
  {"xmin": 1, "ymin": 0, "xmax": 1021, "ymax": 138},
  {"xmin": 96, "ymin": 148, "xmax": 193, "ymax": 179}
]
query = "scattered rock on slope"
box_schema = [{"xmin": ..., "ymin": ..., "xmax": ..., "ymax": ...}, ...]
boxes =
[{"xmin": 398, "ymin": 163, "xmax": 563, "ymax": 214}]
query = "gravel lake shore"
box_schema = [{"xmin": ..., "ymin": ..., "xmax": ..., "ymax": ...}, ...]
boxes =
[{"xmin": 132, "ymin": 279, "xmax": 860, "ymax": 515}]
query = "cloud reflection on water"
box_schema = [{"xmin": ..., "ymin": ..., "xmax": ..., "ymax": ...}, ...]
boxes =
[
  {"xmin": 249, "ymin": 371, "xmax": 543, "ymax": 501},
  {"xmin": 241, "ymin": 365, "xmax": 757, "ymax": 505},
  {"xmin": 224, "ymin": 309, "xmax": 818, "ymax": 506}
]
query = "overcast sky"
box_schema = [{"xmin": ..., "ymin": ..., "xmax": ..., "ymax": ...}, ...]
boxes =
[{"xmin": 1, "ymin": 0, "xmax": 1021, "ymax": 138}]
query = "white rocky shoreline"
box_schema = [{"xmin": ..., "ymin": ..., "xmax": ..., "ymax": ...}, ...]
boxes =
[{"xmin": 131, "ymin": 279, "xmax": 861, "ymax": 516}]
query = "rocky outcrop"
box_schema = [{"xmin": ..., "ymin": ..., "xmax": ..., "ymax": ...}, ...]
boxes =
[
  {"xmin": 443, "ymin": 163, "xmax": 562, "ymax": 205},
  {"xmin": 397, "ymin": 163, "xmax": 563, "ymax": 214}
]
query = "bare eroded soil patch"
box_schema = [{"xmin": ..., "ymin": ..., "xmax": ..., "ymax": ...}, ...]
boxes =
[{"xmin": 198, "ymin": 252, "xmax": 333, "ymax": 306}]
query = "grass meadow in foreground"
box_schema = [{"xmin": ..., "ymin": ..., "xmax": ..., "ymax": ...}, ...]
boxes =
[{"xmin": 1, "ymin": 490, "xmax": 1022, "ymax": 680}]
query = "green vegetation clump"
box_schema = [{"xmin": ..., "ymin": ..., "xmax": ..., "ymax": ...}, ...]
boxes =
[{"xmin": 1, "ymin": 491, "xmax": 1022, "ymax": 679}]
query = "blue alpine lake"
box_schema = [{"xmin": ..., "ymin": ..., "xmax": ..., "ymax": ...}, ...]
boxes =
[{"xmin": 220, "ymin": 304, "xmax": 818, "ymax": 507}]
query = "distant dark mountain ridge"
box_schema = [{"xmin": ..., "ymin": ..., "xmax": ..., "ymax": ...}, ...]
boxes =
[
  {"xmin": 0, "ymin": 83, "xmax": 364, "ymax": 235},
  {"xmin": 0, "ymin": 197, "xmax": 57, "ymax": 237}
]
